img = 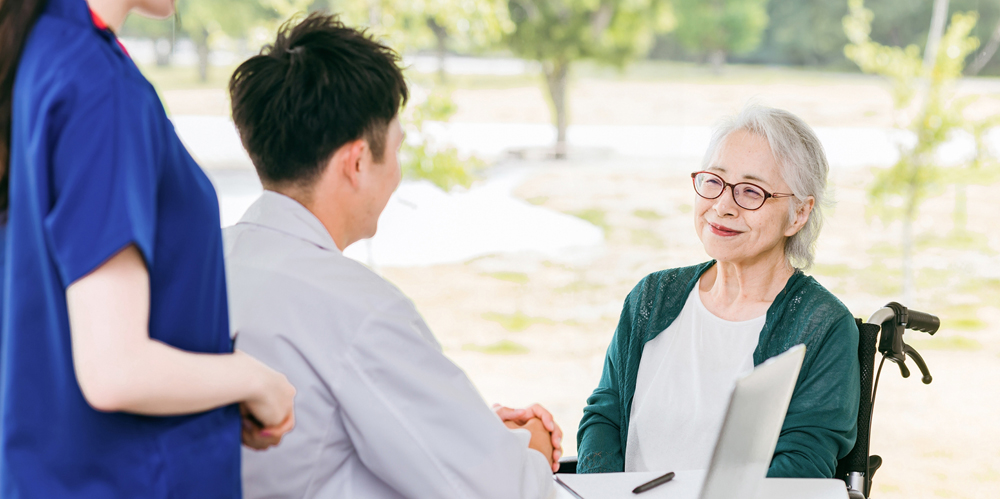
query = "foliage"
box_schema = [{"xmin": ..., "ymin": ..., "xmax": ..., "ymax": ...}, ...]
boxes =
[
  {"xmin": 843, "ymin": 0, "xmax": 995, "ymax": 300},
  {"xmin": 654, "ymin": 0, "xmax": 1000, "ymax": 74},
  {"xmin": 752, "ymin": 0, "xmax": 850, "ymax": 66},
  {"xmin": 503, "ymin": 0, "xmax": 675, "ymax": 155},
  {"xmin": 326, "ymin": 0, "xmax": 512, "ymax": 53},
  {"xmin": 844, "ymin": 0, "xmax": 979, "ymax": 223},
  {"xmin": 671, "ymin": 0, "xmax": 770, "ymax": 65},
  {"xmin": 399, "ymin": 86, "xmax": 483, "ymax": 190},
  {"xmin": 504, "ymin": 0, "xmax": 675, "ymax": 68}
]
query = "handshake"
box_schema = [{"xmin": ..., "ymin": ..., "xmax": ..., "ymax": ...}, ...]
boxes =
[{"xmin": 494, "ymin": 403, "xmax": 563, "ymax": 473}]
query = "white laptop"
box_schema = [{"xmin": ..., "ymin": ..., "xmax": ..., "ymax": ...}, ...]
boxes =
[
  {"xmin": 698, "ymin": 343, "xmax": 806, "ymax": 499},
  {"xmin": 556, "ymin": 344, "xmax": 807, "ymax": 499}
]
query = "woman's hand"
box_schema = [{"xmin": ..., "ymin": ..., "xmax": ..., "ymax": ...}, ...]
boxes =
[
  {"xmin": 494, "ymin": 403, "xmax": 563, "ymax": 471},
  {"xmin": 238, "ymin": 350, "xmax": 296, "ymax": 447}
]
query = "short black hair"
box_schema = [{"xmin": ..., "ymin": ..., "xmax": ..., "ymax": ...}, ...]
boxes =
[{"xmin": 230, "ymin": 13, "xmax": 408, "ymax": 187}]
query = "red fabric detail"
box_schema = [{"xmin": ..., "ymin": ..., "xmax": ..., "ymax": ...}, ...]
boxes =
[
  {"xmin": 89, "ymin": 8, "xmax": 108, "ymax": 30},
  {"xmin": 89, "ymin": 8, "xmax": 131, "ymax": 58}
]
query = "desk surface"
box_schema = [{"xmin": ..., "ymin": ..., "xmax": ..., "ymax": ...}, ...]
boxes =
[{"xmin": 553, "ymin": 471, "xmax": 848, "ymax": 499}]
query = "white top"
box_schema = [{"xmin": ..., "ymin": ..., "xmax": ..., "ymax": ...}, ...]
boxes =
[
  {"xmin": 625, "ymin": 286, "xmax": 765, "ymax": 472},
  {"xmin": 225, "ymin": 191, "xmax": 554, "ymax": 499}
]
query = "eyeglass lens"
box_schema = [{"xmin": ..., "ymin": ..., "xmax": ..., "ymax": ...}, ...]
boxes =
[{"xmin": 693, "ymin": 172, "xmax": 767, "ymax": 210}]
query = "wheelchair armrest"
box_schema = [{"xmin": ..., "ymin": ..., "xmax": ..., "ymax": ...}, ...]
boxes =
[{"xmin": 557, "ymin": 455, "xmax": 578, "ymax": 474}]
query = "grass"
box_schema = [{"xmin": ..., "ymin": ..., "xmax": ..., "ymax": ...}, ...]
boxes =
[
  {"xmin": 856, "ymin": 261, "xmax": 903, "ymax": 297},
  {"xmin": 555, "ymin": 280, "xmax": 606, "ymax": 294},
  {"xmin": 462, "ymin": 340, "xmax": 530, "ymax": 355},
  {"xmin": 481, "ymin": 311, "xmax": 554, "ymax": 332},
  {"xmin": 909, "ymin": 335, "xmax": 983, "ymax": 351},
  {"xmin": 567, "ymin": 208, "xmax": 610, "ymax": 232},
  {"xmin": 631, "ymin": 228, "xmax": 665, "ymax": 248},
  {"xmin": 137, "ymin": 63, "xmax": 239, "ymax": 92},
  {"xmin": 974, "ymin": 467, "xmax": 1000, "ymax": 482},
  {"xmin": 484, "ymin": 271, "xmax": 530, "ymax": 285},
  {"xmin": 632, "ymin": 209, "xmax": 664, "ymax": 220},
  {"xmin": 917, "ymin": 230, "xmax": 996, "ymax": 254},
  {"xmin": 810, "ymin": 262, "xmax": 853, "ymax": 278},
  {"xmin": 526, "ymin": 196, "xmax": 549, "ymax": 206},
  {"xmin": 875, "ymin": 483, "xmax": 902, "ymax": 494},
  {"xmin": 938, "ymin": 304, "xmax": 987, "ymax": 331},
  {"xmin": 677, "ymin": 203, "xmax": 693, "ymax": 214}
]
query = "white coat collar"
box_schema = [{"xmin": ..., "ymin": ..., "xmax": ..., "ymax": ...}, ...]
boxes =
[{"xmin": 237, "ymin": 190, "xmax": 341, "ymax": 252}]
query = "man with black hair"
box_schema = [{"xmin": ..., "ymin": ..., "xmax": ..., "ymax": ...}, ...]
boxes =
[{"xmin": 225, "ymin": 14, "xmax": 560, "ymax": 499}]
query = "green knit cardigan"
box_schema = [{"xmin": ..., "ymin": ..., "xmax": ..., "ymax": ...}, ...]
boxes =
[{"xmin": 576, "ymin": 261, "xmax": 860, "ymax": 478}]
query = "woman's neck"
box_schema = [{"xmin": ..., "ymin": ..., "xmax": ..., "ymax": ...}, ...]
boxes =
[
  {"xmin": 699, "ymin": 253, "xmax": 795, "ymax": 321},
  {"xmin": 86, "ymin": 0, "xmax": 131, "ymax": 32}
]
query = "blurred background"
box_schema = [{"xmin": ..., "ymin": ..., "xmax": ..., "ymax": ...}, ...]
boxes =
[{"xmin": 123, "ymin": 1, "xmax": 999, "ymax": 497}]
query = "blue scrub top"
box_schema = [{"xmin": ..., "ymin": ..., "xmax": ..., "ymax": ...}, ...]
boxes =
[{"xmin": 1, "ymin": 0, "xmax": 241, "ymax": 497}]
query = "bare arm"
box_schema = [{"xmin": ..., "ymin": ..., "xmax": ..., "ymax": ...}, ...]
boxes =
[{"xmin": 66, "ymin": 245, "xmax": 294, "ymax": 429}]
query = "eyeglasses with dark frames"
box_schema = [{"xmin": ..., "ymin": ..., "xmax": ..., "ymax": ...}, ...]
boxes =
[{"xmin": 690, "ymin": 171, "xmax": 795, "ymax": 211}]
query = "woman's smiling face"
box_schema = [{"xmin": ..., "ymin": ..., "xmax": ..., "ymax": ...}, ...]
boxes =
[{"xmin": 694, "ymin": 129, "xmax": 809, "ymax": 268}]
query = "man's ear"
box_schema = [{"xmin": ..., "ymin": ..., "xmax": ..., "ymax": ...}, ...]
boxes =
[
  {"xmin": 330, "ymin": 139, "xmax": 368, "ymax": 189},
  {"xmin": 785, "ymin": 196, "xmax": 815, "ymax": 237}
]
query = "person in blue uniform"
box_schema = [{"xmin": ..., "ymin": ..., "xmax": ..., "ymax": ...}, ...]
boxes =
[{"xmin": 0, "ymin": 0, "xmax": 297, "ymax": 497}]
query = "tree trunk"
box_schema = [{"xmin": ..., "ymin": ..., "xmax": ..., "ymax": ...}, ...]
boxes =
[
  {"xmin": 902, "ymin": 177, "xmax": 918, "ymax": 306},
  {"xmin": 427, "ymin": 18, "xmax": 448, "ymax": 84},
  {"xmin": 923, "ymin": 0, "xmax": 950, "ymax": 70},
  {"xmin": 709, "ymin": 49, "xmax": 726, "ymax": 74},
  {"xmin": 543, "ymin": 59, "xmax": 570, "ymax": 159},
  {"xmin": 154, "ymin": 37, "xmax": 173, "ymax": 67},
  {"xmin": 196, "ymin": 27, "xmax": 210, "ymax": 82},
  {"xmin": 967, "ymin": 17, "xmax": 1000, "ymax": 76}
]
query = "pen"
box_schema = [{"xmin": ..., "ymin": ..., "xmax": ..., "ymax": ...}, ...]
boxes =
[
  {"xmin": 554, "ymin": 476, "xmax": 585, "ymax": 499},
  {"xmin": 632, "ymin": 471, "xmax": 675, "ymax": 494}
]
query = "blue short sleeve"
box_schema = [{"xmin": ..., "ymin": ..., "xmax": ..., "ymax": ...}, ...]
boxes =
[{"xmin": 43, "ymin": 77, "xmax": 159, "ymax": 286}]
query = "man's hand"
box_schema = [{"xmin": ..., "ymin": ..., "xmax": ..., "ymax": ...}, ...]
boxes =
[
  {"xmin": 505, "ymin": 418, "xmax": 555, "ymax": 470},
  {"xmin": 494, "ymin": 403, "xmax": 563, "ymax": 472},
  {"xmin": 241, "ymin": 402, "xmax": 294, "ymax": 450}
]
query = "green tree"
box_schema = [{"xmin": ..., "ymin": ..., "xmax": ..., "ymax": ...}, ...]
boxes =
[
  {"xmin": 672, "ymin": 0, "xmax": 770, "ymax": 72},
  {"xmin": 323, "ymin": 0, "xmax": 507, "ymax": 189},
  {"xmin": 753, "ymin": 0, "xmax": 850, "ymax": 66},
  {"xmin": 505, "ymin": 0, "xmax": 675, "ymax": 158},
  {"xmin": 176, "ymin": 0, "xmax": 294, "ymax": 81},
  {"xmin": 844, "ymin": 0, "xmax": 982, "ymax": 302}
]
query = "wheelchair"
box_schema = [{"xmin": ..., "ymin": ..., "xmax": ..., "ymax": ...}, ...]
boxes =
[{"xmin": 557, "ymin": 302, "xmax": 941, "ymax": 499}]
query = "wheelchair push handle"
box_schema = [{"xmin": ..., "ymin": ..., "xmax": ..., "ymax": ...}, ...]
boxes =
[
  {"xmin": 905, "ymin": 309, "xmax": 940, "ymax": 335},
  {"xmin": 867, "ymin": 302, "xmax": 939, "ymax": 383}
]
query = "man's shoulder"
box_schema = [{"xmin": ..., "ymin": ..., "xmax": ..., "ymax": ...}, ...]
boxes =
[{"xmin": 224, "ymin": 223, "xmax": 414, "ymax": 318}]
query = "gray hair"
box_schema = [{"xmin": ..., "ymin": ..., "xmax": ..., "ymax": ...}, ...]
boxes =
[{"xmin": 701, "ymin": 104, "xmax": 830, "ymax": 269}]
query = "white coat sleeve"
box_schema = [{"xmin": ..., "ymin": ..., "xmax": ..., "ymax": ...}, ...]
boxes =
[{"xmin": 331, "ymin": 300, "xmax": 555, "ymax": 499}]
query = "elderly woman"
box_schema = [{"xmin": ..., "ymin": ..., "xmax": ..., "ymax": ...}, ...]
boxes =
[{"xmin": 576, "ymin": 105, "xmax": 860, "ymax": 478}]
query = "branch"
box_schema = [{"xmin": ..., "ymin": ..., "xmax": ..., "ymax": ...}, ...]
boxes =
[{"xmin": 967, "ymin": 17, "xmax": 1000, "ymax": 76}]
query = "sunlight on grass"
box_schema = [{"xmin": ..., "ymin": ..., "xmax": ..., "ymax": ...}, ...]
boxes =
[
  {"xmin": 631, "ymin": 228, "xmax": 665, "ymax": 248},
  {"xmin": 555, "ymin": 280, "xmax": 606, "ymax": 294},
  {"xmin": 875, "ymin": 483, "xmax": 901, "ymax": 494},
  {"xmin": 632, "ymin": 209, "xmax": 664, "ymax": 220},
  {"xmin": 567, "ymin": 208, "xmax": 609, "ymax": 232},
  {"xmin": 973, "ymin": 467, "xmax": 1000, "ymax": 482},
  {"xmin": 462, "ymin": 340, "xmax": 530, "ymax": 355},
  {"xmin": 810, "ymin": 262, "xmax": 853, "ymax": 278},
  {"xmin": 526, "ymin": 196, "xmax": 549, "ymax": 206},
  {"xmin": 137, "ymin": 63, "xmax": 238, "ymax": 92},
  {"xmin": 910, "ymin": 335, "xmax": 982, "ymax": 351},
  {"xmin": 484, "ymin": 272, "xmax": 530, "ymax": 285},
  {"xmin": 481, "ymin": 311, "xmax": 554, "ymax": 332}
]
